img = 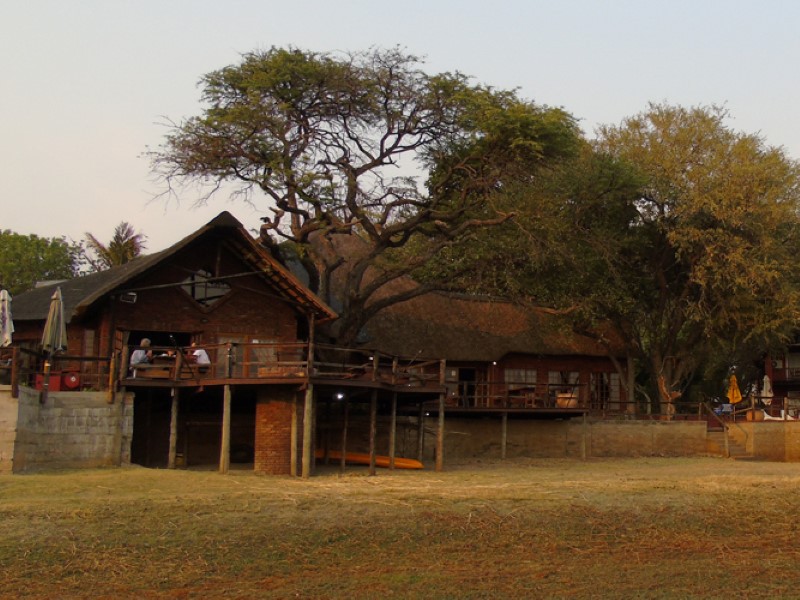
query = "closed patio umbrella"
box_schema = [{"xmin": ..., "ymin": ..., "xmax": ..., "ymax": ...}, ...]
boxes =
[
  {"xmin": 0, "ymin": 289, "xmax": 13, "ymax": 347},
  {"xmin": 762, "ymin": 374, "xmax": 774, "ymax": 406},
  {"xmin": 41, "ymin": 287, "xmax": 67, "ymax": 356},
  {"xmin": 726, "ymin": 374, "xmax": 743, "ymax": 405}
]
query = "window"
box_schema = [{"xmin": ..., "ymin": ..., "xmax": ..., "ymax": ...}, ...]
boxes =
[
  {"xmin": 181, "ymin": 269, "xmax": 231, "ymax": 307},
  {"xmin": 590, "ymin": 372, "xmax": 621, "ymax": 411},
  {"xmin": 505, "ymin": 368, "xmax": 537, "ymax": 389}
]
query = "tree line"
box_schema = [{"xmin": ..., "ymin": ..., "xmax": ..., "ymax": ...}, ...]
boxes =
[
  {"xmin": 0, "ymin": 222, "xmax": 146, "ymax": 295},
  {"xmin": 7, "ymin": 46, "xmax": 800, "ymax": 410}
]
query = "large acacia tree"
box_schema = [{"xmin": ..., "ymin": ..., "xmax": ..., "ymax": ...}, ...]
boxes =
[{"xmin": 152, "ymin": 47, "xmax": 580, "ymax": 344}]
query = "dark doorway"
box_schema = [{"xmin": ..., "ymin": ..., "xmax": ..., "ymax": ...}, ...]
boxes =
[
  {"xmin": 458, "ymin": 368, "xmax": 477, "ymax": 407},
  {"xmin": 130, "ymin": 388, "xmax": 173, "ymax": 468}
]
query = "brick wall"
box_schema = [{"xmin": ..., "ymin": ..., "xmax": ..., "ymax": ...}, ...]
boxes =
[{"xmin": 254, "ymin": 387, "xmax": 300, "ymax": 475}]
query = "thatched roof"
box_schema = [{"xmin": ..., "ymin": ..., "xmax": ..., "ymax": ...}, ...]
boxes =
[
  {"xmin": 361, "ymin": 291, "xmax": 627, "ymax": 362},
  {"xmin": 13, "ymin": 212, "xmax": 337, "ymax": 324}
]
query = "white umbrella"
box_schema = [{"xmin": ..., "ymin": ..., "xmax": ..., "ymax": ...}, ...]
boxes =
[
  {"xmin": 0, "ymin": 290, "xmax": 13, "ymax": 347},
  {"xmin": 762, "ymin": 374, "xmax": 774, "ymax": 406},
  {"xmin": 41, "ymin": 287, "xmax": 67, "ymax": 356}
]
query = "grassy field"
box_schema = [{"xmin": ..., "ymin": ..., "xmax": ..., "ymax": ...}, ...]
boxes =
[{"xmin": 2, "ymin": 457, "xmax": 800, "ymax": 598}]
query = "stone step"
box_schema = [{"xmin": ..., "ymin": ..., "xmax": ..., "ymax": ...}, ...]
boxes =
[{"xmin": 706, "ymin": 430, "xmax": 750, "ymax": 458}]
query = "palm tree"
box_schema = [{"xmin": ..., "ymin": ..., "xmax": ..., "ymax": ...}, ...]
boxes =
[{"xmin": 84, "ymin": 222, "xmax": 146, "ymax": 271}]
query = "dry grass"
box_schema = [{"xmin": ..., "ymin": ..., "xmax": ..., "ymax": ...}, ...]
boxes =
[{"xmin": 3, "ymin": 457, "xmax": 800, "ymax": 598}]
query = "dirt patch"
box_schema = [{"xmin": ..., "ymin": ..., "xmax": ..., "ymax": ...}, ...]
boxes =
[{"xmin": 2, "ymin": 458, "xmax": 800, "ymax": 598}]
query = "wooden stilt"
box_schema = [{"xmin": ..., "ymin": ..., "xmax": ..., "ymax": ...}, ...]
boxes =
[
  {"xmin": 340, "ymin": 396, "xmax": 349, "ymax": 473},
  {"xmin": 168, "ymin": 388, "xmax": 179, "ymax": 469},
  {"xmin": 389, "ymin": 392, "xmax": 397, "ymax": 469},
  {"xmin": 369, "ymin": 389, "xmax": 378, "ymax": 476},
  {"xmin": 436, "ymin": 392, "xmax": 445, "ymax": 472},
  {"xmin": 41, "ymin": 359, "xmax": 51, "ymax": 404},
  {"xmin": 501, "ymin": 411, "xmax": 508, "ymax": 460},
  {"xmin": 417, "ymin": 402, "xmax": 425, "ymax": 462},
  {"xmin": 581, "ymin": 411, "xmax": 587, "ymax": 460},
  {"xmin": 290, "ymin": 394, "xmax": 298, "ymax": 477},
  {"xmin": 219, "ymin": 384, "xmax": 231, "ymax": 474},
  {"xmin": 301, "ymin": 383, "xmax": 314, "ymax": 479}
]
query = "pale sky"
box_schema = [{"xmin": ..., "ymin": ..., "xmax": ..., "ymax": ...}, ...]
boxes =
[{"xmin": 2, "ymin": 1, "xmax": 799, "ymax": 252}]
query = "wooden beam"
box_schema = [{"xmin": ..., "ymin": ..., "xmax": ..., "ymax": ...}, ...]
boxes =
[
  {"xmin": 436, "ymin": 392, "xmax": 445, "ymax": 472},
  {"xmin": 301, "ymin": 383, "xmax": 314, "ymax": 479},
  {"xmin": 368, "ymin": 389, "xmax": 378, "ymax": 476},
  {"xmin": 417, "ymin": 402, "xmax": 425, "ymax": 462},
  {"xmin": 41, "ymin": 359, "xmax": 52, "ymax": 404},
  {"xmin": 219, "ymin": 384, "xmax": 231, "ymax": 474},
  {"xmin": 290, "ymin": 393, "xmax": 298, "ymax": 477},
  {"xmin": 581, "ymin": 411, "xmax": 587, "ymax": 460},
  {"xmin": 501, "ymin": 410, "xmax": 508, "ymax": 460},
  {"xmin": 388, "ymin": 392, "xmax": 397, "ymax": 469},
  {"xmin": 168, "ymin": 388, "xmax": 179, "ymax": 469},
  {"xmin": 340, "ymin": 396, "xmax": 349, "ymax": 474}
]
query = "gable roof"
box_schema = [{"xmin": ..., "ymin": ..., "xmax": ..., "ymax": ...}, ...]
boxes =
[{"xmin": 13, "ymin": 212, "xmax": 337, "ymax": 324}]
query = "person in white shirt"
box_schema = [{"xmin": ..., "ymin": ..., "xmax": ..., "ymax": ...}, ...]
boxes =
[
  {"xmin": 131, "ymin": 338, "xmax": 152, "ymax": 365},
  {"xmin": 191, "ymin": 342, "xmax": 211, "ymax": 365}
]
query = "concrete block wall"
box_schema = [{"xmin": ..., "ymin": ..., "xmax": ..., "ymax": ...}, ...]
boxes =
[{"xmin": 12, "ymin": 387, "xmax": 133, "ymax": 473}]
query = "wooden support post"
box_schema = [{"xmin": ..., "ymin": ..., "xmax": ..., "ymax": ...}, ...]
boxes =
[
  {"xmin": 581, "ymin": 411, "xmax": 587, "ymax": 460},
  {"xmin": 10, "ymin": 347, "xmax": 19, "ymax": 399},
  {"xmin": 301, "ymin": 383, "xmax": 314, "ymax": 479},
  {"xmin": 219, "ymin": 384, "xmax": 231, "ymax": 474},
  {"xmin": 168, "ymin": 388, "xmax": 179, "ymax": 469},
  {"xmin": 41, "ymin": 359, "xmax": 51, "ymax": 404},
  {"xmin": 219, "ymin": 384, "xmax": 232, "ymax": 473},
  {"xmin": 323, "ymin": 398, "xmax": 331, "ymax": 464},
  {"xmin": 369, "ymin": 389, "xmax": 378, "ymax": 476},
  {"xmin": 435, "ymin": 392, "xmax": 445, "ymax": 472},
  {"xmin": 417, "ymin": 402, "xmax": 425, "ymax": 462},
  {"xmin": 501, "ymin": 411, "xmax": 508, "ymax": 460},
  {"xmin": 107, "ymin": 352, "xmax": 117, "ymax": 404},
  {"xmin": 290, "ymin": 394, "xmax": 298, "ymax": 477},
  {"xmin": 389, "ymin": 392, "xmax": 397, "ymax": 469},
  {"xmin": 340, "ymin": 396, "xmax": 349, "ymax": 473}
]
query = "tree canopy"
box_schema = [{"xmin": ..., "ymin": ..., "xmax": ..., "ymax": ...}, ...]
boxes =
[
  {"xmin": 0, "ymin": 230, "xmax": 81, "ymax": 295},
  {"xmin": 594, "ymin": 104, "xmax": 800, "ymax": 404},
  {"xmin": 152, "ymin": 46, "xmax": 581, "ymax": 344},
  {"xmin": 466, "ymin": 104, "xmax": 800, "ymax": 407},
  {"xmin": 427, "ymin": 104, "xmax": 800, "ymax": 408}
]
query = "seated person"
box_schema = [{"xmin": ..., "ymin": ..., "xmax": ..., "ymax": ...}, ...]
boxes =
[
  {"xmin": 130, "ymin": 338, "xmax": 152, "ymax": 366},
  {"xmin": 191, "ymin": 342, "xmax": 211, "ymax": 367}
]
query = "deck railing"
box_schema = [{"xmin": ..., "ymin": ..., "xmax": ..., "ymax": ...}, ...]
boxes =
[{"xmin": 10, "ymin": 343, "xmax": 788, "ymax": 420}]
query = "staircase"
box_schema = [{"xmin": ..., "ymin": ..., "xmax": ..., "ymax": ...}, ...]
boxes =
[{"xmin": 706, "ymin": 428, "xmax": 751, "ymax": 459}]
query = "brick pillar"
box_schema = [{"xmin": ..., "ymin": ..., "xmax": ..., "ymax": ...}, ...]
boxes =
[{"xmin": 254, "ymin": 388, "xmax": 301, "ymax": 475}]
